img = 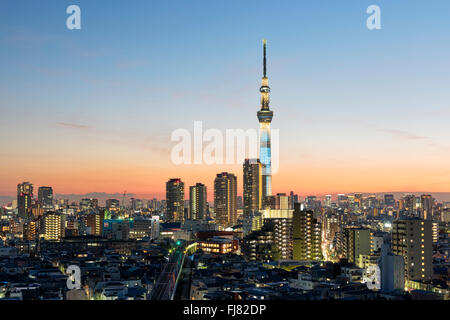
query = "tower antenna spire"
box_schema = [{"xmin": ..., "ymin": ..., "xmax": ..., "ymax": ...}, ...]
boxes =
[{"xmin": 263, "ymin": 39, "xmax": 267, "ymax": 77}]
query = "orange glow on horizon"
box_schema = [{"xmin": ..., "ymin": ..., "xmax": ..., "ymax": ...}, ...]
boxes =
[{"xmin": 1, "ymin": 157, "xmax": 450, "ymax": 202}]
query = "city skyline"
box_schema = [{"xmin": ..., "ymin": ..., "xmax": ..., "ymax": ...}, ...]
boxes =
[
  {"xmin": 1, "ymin": 0, "xmax": 449, "ymax": 305},
  {"xmin": 4, "ymin": 185, "xmax": 450, "ymax": 207},
  {"xmin": 1, "ymin": 1, "xmax": 450, "ymax": 198}
]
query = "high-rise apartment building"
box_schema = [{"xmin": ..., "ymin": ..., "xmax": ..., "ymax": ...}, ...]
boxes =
[
  {"xmin": 344, "ymin": 227, "xmax": 372, "ymax": 265},
  {"xmin": 24, "ymin": 218, "xmax": 41, "ymax": 241},
  {"xmin": 264, "ymin": 217, "xmax": 293, "ymax": 260},
  {"xmin": 166, "ymin": 178, "xmax": 185, "ymax": 222},
  {"xmin": 392, "ymin": 219, "xmax": 433, "ymax": 281},
  {"xmin": 324, "ymin": 214, "xmax": 340, "ymax": 243},
  {"xmin": 242, "ymin": 225, "xmax": 275, "ymax": 262},
  {"xmin": 420, "ymin": 194, "xmax": 433, "ymax": 220},
  {"xmin": 243, "ymin": 211, "xmax": 264, "ymax": 236},
  {"xmin": 293, "ymin": 204, "xmax": 323, "ymax": 261},
  {"xmin": 43, "ymin": 211, "xmax": 62, "ymax": 240},
  {"xmin": 214, "ymin": 172, "xmax": 237, "ymax": 227},
  {"xmin": 86, "ymin": 212, "xmax": 104, "ymax": 236},
  {"xmin": 17, "ymin": 182, "xmax": 33, "ymax": 219},
  {"xmin": 189, "ymin": 183, "xmax": 207, "ymax": 220},
  {"xmin": 243, "ymin": 159, "xmax": 263, "ymax": 216}
]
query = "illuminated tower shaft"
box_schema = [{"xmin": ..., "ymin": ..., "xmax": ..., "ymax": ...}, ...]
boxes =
[{"xmin": 257, "ymin": 40, "xmax": 274, "ymax": 198}]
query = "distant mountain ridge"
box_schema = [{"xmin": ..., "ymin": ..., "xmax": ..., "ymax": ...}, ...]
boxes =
[{"xmin": 2, "ymin": 191, "xmax": 450, "ymax": 207}]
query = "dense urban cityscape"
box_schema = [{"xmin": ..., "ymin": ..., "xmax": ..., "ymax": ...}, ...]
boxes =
[
  {"xmin": 1, "ymin": 182, "xmax": 449, "ymax": 300},
  {"xmin": 0, "ymin": 40, "xmax": 448, "ymax": 301}
]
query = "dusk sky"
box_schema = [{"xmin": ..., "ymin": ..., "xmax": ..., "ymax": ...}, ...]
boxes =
[{"xmin": 1, "ymin": 0, "xmax": 450, "ymax": 200}]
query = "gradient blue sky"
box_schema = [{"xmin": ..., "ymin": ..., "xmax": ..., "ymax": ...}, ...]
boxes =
[{"xmin": 1, "ymin": 0, "xmax": 450, "ymax": 199}]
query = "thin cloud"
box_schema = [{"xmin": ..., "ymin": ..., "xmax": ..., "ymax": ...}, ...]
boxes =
[
  {"xmin": 55, "ymin": 122, "xmax": 89, "ymax": 130},
  {"xmin": 377, "ymin": 128, "xmax": 428, "ymax": 141},
  {"xmin": 116, "ymin": 59, "xmax": 148, "ymax": 69},
  {"xmin": 54, "ymin": 122, "xmax": 172, "ymax": 156}
]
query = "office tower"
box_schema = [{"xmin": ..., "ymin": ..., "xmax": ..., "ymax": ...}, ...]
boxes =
[
  {"xmin": 289, "ymin": 191, "xmax": 298, "ymax": 209},
  {"xmin": 414, "ymin": 196, "xmax": 421, "ymax": 211},
  {"xmin": 337, "ymin": 194, "xmax": 348, "ymax": 208},
  {"xmin": 384, "ymin": 194, "xmax": 395, "ymax": 207},
  {"xmin": 353, "ymin": 193, "xmax": 362, "ymax": 208},
  {"xmin": 103, "ymin": 219, "xmax": 130, "ymax": 241},
  {"xmin": 293, "ymin": 204, "xmax": 323, "ymax": 261},
  {"xmin": 43, "ymin": 211, "xmax": 62, "ymax": 240},
  {"xmin": 403, "ymin": 194, "xmax": 416, "ymax": 215},
  {"xmin": 86, "ymin": 212, "xmax": 104, "ymax": 236},
  {"xmin": 257, "ymin": 40, "xmax": 274, "ymax": 198},
  {"xmin": 151, "ymin": 216, "xmax": 160, "ymax": 240},
  {"xmin": 129, "ymin": 217, "xmax": 153, "ymax": 240},
  {"xmin": 57, "ymin": 199, "xmax": 69, "ymax": 209},
  {"xmin": 263, "ymin": 195, "xmax": 277, "ymax": 209},
  {"xmin": 366, "ymin": 195, "xmax": 378, "ymax": 208},
  {"xmin": 189, "ymin": 183, "xmax": 207, "ymax": 220},
  {"xmin": 324, "ymin": 195, "xmax": 332, "ymax": 208},
  {"xmin": 236, "ymin": 196, "xmax": 243, "ymax": 210},
  {"xmin": 149, "ymin": 198, "xmax": 157, "ymax": 209},
  {"xmin": 38, "ymin": 186, "xmax": 53, "ymax": 207},
  {"xmin": 80, "ymin": 198, "xmax": 98, "ymax": 211},
  {"xmin": 131, "ymin": 198, "xmax": 144, "ymax": 211},
  {"xmin": 166, "ymin": 178, "xmax": 185, "ymax": 222},
  {"xmin": 31, "ymin": 200, "xmax": 44, "ymax": 218},
  {"xmin": 392, "ymin": 219, "xmax": 433, "ymax": 281},
  {"xmin": 184, "ymin": 201, "xmax": 190, "ymax": 221},
  {"xmin": 17, "ymin": 182, "xmax": 33, "ymax": 219},
  {"xmin": 434, "ymin": 205, "xmax": 443, "ymax": 222},
  {"xmin": 264, "ymin": 217, "xmax": 293, "ymax": 260},
  {"xmin": 243, "ymin": 159, "xmax": 263, "ymax": 216},
  {"xmin": 214, "ymin": 172, "xmax": 237, "ymax": 227},
  {"xmin": 276, "ymin": 193, "xmax": 289, "ymax": 210},
  {"xmin": 347, "ymin": 194, "xmax": 355, "ymax": 205},
  {"xmin": 106, "ymin": 199, "xmax": 120, "ymax": 209},
  {"xmin": 398, "ymin": 198, "xmax": 406, "ymax": 213},
  {"xmin": 420, "ymin": 194, "xmax": 433, "ymax": 220},
  {"xmin": 305, "ymin": 196, "xmax": 320, "ymax": 211}
]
